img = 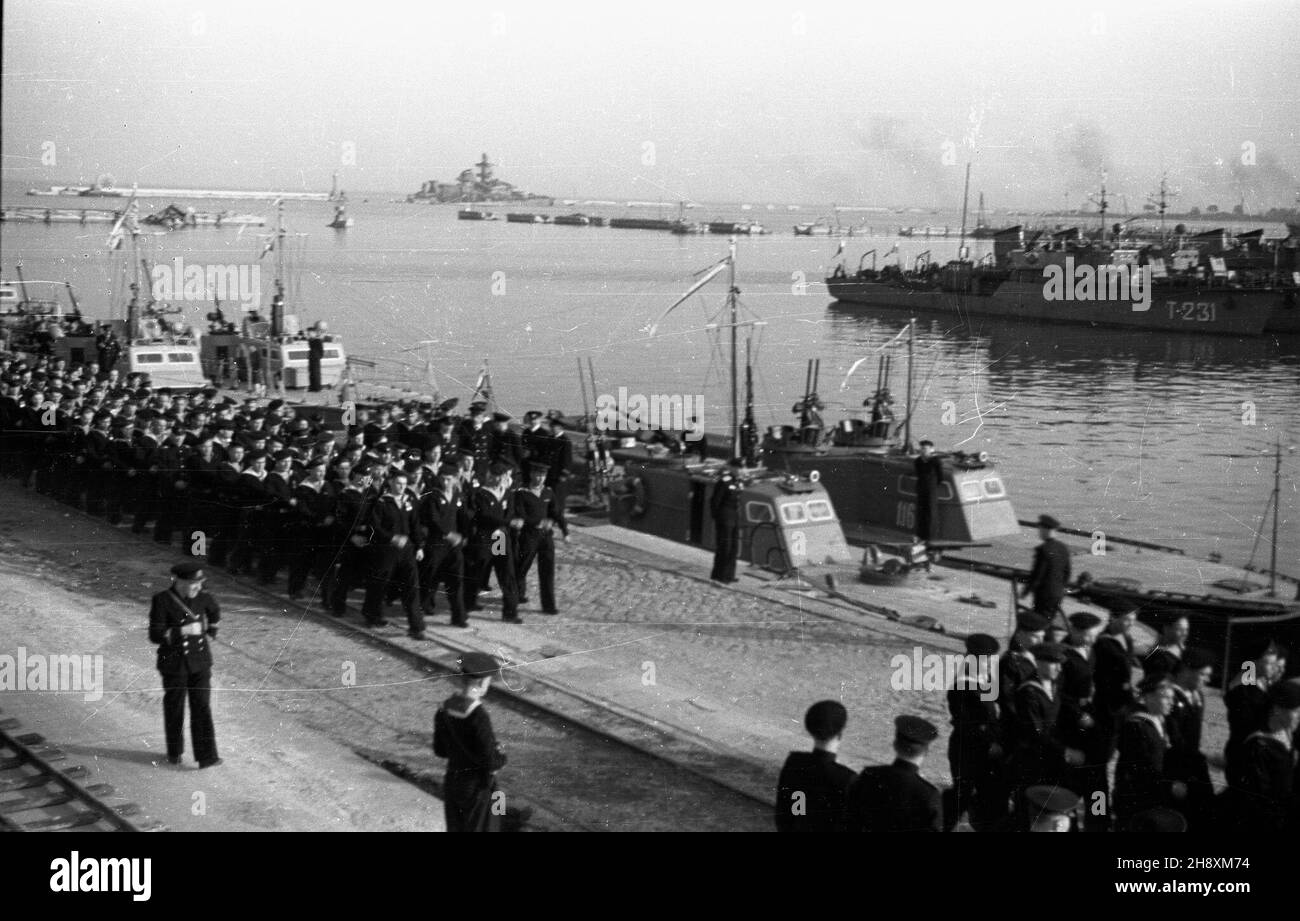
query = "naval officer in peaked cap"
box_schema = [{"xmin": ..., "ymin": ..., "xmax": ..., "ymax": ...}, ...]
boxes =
[{"xmin": 148, "ymin": 561, "xmax": 222, "ymax": 767}]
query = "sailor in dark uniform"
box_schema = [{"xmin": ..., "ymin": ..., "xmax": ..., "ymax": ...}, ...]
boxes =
[
  {"xmin": 944, "ymin": 633, "xmax": 1008, "ymax": 831},
  {"xmin": 1020, "ymin": 513, "xmax": 1071, "ymax": 622},
  {"xmin": 363, "ymin": 470, "xmax": 423, "ymax": 636},
  {"xmin": 417, "ymin": 461, "xmax": 469, "ymax": 627},
  {"xmin": 487, "ymin": 411, "xmax": 525, "ymax": 473},
  {"xmin": 774, "ymin": 700, "xmax": 856, "ymax": 832},
  {"xmin": 433, "ymin": 651, "xmax": 508, "ymax": 832},
  {"xmin": 1060, "ymin": 612, "xmax": 1106, "ymax": 829},
  {"xmin": 912, "ymin": 439, "xmax": 943, "ymax": 565},
  {"xmin": 998, "ymin": 611, "xmax": 1047, "ymax": 747},
  {"xmin": 520, "ymin": 410, "xmax": 549, "ymax": 464},
  {"xmin": 1114, "ymin": 674, "xmax": 1190, "ymax": 827},
  {"xmin": 845, "ymin": 715, "xmax": 942, "ymax": 832},
  {"xmin": 545, "ymin": 416, "xmax": 574, "ymax": 512},
  {"xmin": 1009, "ymin": 643, "xmax": 1084, "ymax": 829},
  {"xmin": 1165, "ymin": 648, "xmax": 1216, "ymax": 829},
  {"xmin": 512, "ymin": 462, "xmax": 566, "ymax": 615},
  {"xmin": 465, "ymin": 461, "xmax": 521, "ymax": 623},
  {"xmin": 1223, "ymin": 640, "xmax": 1283, "ymax": 788},
  {"xmin": 1222, "ymin": 679, "xmax": 1299, "ymax": 833},
  {"xmin": 1143, "ymin": 615, "xmax": 1190, "ymax": 680},
  {"xmin": 148, "ymin": 561, "xmax": 222, "ymax": 768},
  {"xmin": 152, "ymin": 425, "xmax": 190, "ymax": 545},
  {"xmin": 288, "ymin": 458, "xmax": 336, "ymax": 600},
  {"xmin": 457, "ymin": 402, "xmax": 492, "ymax": 479},
  {"xmin": 1092, "ymin": 606, "xmax": 1138, "ymax": 790},
  {"xmin": 709, "ymin": 459, "xmax": 743, "ymax": 583},
  {"xmin": 326, "ymin": 464, "xmax": 374, "ymax": 615}
]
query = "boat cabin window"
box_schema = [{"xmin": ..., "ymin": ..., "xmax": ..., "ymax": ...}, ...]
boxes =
[
  {"xmin": 779, "ymin": 503, "xmax": 808, "ymax": 524},
  {"xmin": 323, "ymin": 349, "xmax": 341, "ymax": 359},
  {"xmin": 959, "ymin": 481, "xmax": 981, "ymax": 501},
  {"xmin": 167, "ymin": 352, "xmax": 196, "ymax": 363},
  {"xmin": 135, "ymin": 353, "xmax": 164, "ymax": 364},
  {"xmin": 806, "ymin": 499, "xmax": 834, "ymax": 521},
  {"xmin": 898, "ymin": 476, "xmax": 953, "ymax": 501},
  {"xmin": 981, "ymin": 477, "xmax": 1005, "ymax": 498},
  {"xmin": 287, "ymin": 350, "xmax": 310, "ymax": 361},
  {"xmin": 746, "ymin": 502, "xmax": 774, "ymax": 524}
]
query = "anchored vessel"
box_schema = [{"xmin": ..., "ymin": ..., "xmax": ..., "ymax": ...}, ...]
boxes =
[
  {"xmin": 200, "ymin": 203, "xmax": 347, "ymax": 390},
  {"xmin": 827, "ymin": 226, "xmax": 1296, "ymax": 336},
  {"xmin": 760, "ymin": 326, "xmax": 1020, "ymax": 551},
  {"xmin": 601, "ymin": 242, "xmax": 854, "ymax": 573},
  {"xmin": 829, "ymin": 171, "xmax": 1298, "ymax": 337}
]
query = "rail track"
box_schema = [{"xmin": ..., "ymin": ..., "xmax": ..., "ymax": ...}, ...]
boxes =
[
  {"xmin": 0, "ymin": 715, "xmax": 162, "ymax": 832},
  {"xmin": 2, "ymin": 487, "xmax": 780, "ymax": 831}
]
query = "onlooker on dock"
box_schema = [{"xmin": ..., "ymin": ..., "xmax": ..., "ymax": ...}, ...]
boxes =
[
  {"xmin": 433, "ymin": 651, "xmax": 507, "ymax": 832},
  {"xmin": 1019, "ymin": 513, "xmax": 1070, "ymax": 623},
  {"xmin": 709, "ymin": 459, "xmax": 742, "ymax": 583},
  {"xmin": 774, "ymin": 700, "xmax": 855, "ymax": 832},
  {"xmin": 845, "ymin": 715, "xmax": 942, "ymax": 832},
  {"xmin": 944, "ymin": 633, "xmax": 1007, "ymax": 832}
]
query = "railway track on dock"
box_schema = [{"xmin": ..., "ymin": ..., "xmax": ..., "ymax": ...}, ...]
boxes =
[
  {"xmin": 233, "ymin": 584, "xmax": 778, "ymax": 831},
  {"xmin": 1, "ymin": 486, "xmax": 776, "ymax": 831},
  {"xmin": 0, "ymin": 716, "xmax": 161, "ymax": 832}
]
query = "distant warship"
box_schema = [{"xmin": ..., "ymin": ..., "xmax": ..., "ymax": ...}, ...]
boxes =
[{"xmin": 407, "ymin": 153, "xmax": 554, "ymax": 205}]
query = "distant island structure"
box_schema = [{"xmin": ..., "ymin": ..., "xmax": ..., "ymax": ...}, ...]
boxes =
[{"xmin": 407, "ymin": 153, "xmax": 553, "ymax": 204}]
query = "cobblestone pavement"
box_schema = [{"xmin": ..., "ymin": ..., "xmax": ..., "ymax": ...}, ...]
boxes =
[{"xmin": 0, "ymin": 480, "xmax": 1231, "ymax": 828}]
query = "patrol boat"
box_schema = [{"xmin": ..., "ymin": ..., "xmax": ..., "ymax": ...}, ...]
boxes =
[
  {"xmin": 759, "ymin": 322, "xmax": 1020, "ymax": 555},
  {"xmin": 32, "ymin": 203, "xmax": 209, "ymax": 389},
  {"xmin": 199, "ymin": 202, "xmax": 348, "ymax": 390},
  {"xmin": 604, "ymin": 242, "xmax": 855, "ymax": 573}
]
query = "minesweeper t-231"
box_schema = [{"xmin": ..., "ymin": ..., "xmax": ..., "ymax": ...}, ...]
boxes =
[{"xmin": 826, "ymin": 224, "xmax": 1299, "ymax": 336}]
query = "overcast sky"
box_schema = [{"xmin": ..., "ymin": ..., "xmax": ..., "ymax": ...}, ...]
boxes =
[{"xmin": 3, "ymin": 0, "xmax": 1297, "ymax": 209}]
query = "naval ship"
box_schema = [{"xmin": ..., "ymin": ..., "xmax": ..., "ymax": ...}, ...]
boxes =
[{"xmin": 826, "ymin": 224, "xmax": 1297, "ymax": 337}]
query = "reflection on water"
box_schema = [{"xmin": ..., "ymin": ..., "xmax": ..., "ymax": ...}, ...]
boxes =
[{"xmin": 3, "ymin": 191, "xmax": 1296, "ymax": 571}]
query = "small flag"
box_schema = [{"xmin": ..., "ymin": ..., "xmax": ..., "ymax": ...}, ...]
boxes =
[
  {"xmin": 832, "ymin": 239, "xmax": 845, "ymax": 259},
  {"xmin": 258, "ymin": 237, "xmax": 275, "ymax": 260}
]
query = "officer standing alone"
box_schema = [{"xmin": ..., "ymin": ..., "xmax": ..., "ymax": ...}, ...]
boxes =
[
  {"xmin": 148, "ymin": 561, "xmax": 222, "ymax": 768},
  {"xmin": 1021, "ymin": 513, "xmax": 1071, "ymax": 622},
  {"xmin": 710, "ymin": 459, "xmax": 743, "ymax": 583}
]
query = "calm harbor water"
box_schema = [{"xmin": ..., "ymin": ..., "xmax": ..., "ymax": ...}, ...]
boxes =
[{"xmin": 3, "ymin": 187, "xmax": 1297, "ymax": 573}]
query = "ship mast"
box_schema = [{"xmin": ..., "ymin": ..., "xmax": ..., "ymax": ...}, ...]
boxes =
[
  {"xmin": 904, "ymin": 318, "xmax": 914, "ymax": 452},
  {"xmin": 957, "ymin": 163, "xmax": 971, "ymax": 261},
  {"xmin": 729, "ymin": 238, "xmax": 739, "ymax": 462},
  {"xmin": 1269, "ymin": 438, "xmax": 1281, "ymax": 598},
  {"xmin": 1089, "ymin": 175, "xmax": 1110, "ymax": 244},
  {"xmin": 1147, "ymin": 175, "xmax": 1176, "ymax": 241},
  {"xmin": 126, "ymin": 225, "xmax": 142, "ymax": 342},
  {"xmin": 271, "ymin": 199, "xmax": 285, "ymax": 338}
]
